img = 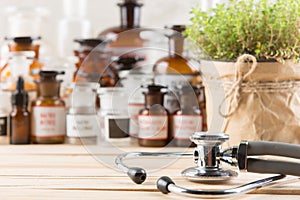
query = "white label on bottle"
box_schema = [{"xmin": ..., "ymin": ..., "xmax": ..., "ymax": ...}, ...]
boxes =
[
  {"xmin": 32, "ymin": 107, "xmax": 66, "ymax": 137},
  {"xmin": 173, "ymin": 115, "xmax": 202, "ymax": 140},
  {"xmin": 155, "ymin": 74, "xmax": 196, "ymax": 112},
  {"xmin": 66, "ymin": 114, "xmax": 98, "ymax": 138},
  {"xmin": 128, "ymin": 103, "xmax": 144, "ymax": 137},
  {"xmin": 138, "ymin": 115, "xmax": 168, "ymax": 140}
]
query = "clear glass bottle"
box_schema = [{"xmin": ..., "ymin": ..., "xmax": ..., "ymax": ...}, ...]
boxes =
[
  {"xmin": 58, "ymin": 0, "xmax": 92, "ymax": 57},
  {"xmin": 97, "ymin": 87, "xmax": 130, "ymax": 144},
  {"xmin": 153, "ymin": 25, "xmax": 200, "ymax": 113},
  {"xmin": 98, "ymin": 0, "xmax": 146, "ymax": 56},
  {"xmin": 4, "ymin": 36, "xmax": 43, "ymax": 80},
  {"xmin": 138, "ymin": 84, "xmax": 169, "ymax": 147},
  {"xmin": 31, "ymin": 71, "xmax": 66, "ymax": 144},
  {"xmin": 0, "ymin": 51, "xmax": 35, "ymax": 92},
  {"xmin": 171, "ymin": 85, "xmax": 202, "ymax": 147},
  {"xmin": 66, "ymin": 82, "xmax": 99, "ymax": 145},
  {"xmin": 10, "ymin": 76, "xmax": 30, "ymax": 144},
  {"xmin": 113, "ymin": 56, "xmax": 153, "ymax": 138}
]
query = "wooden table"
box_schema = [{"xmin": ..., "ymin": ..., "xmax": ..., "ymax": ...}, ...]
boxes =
[{"xmin": 0, "ymin": 143, "xmax": 299, "ymax": 199}]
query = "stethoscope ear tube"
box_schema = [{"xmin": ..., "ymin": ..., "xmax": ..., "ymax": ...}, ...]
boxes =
[
  {"xmin": 247, "ymin": 159, "xmax": 300, "ymax": 176},
  {"xmin": 156, "ymin": 174, "xmax": 286, "ymax": 198}
]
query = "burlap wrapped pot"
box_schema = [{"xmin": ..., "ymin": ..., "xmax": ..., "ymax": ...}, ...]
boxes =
[{"xmin": 201, "ymin": 54, "xmax": 300, "ymax": 146}]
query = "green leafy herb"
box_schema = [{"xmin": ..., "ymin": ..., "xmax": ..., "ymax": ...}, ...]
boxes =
[{"xmin": 186, "ymin": 0, "xmax": 300, "ymax": 62}]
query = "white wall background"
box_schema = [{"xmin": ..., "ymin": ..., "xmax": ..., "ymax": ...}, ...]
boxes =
[{"xmin": 0, "ymin": 0, "xmax": 211, "ymax": 56}]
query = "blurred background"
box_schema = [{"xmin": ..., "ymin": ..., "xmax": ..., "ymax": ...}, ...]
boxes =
[{"xmin": 0, "ymin": 0, "xmax": 211, "ymax": 56}]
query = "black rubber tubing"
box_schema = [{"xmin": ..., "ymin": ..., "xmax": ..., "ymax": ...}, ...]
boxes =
[
  {"xmin": 247, "ymin": 141, "xmax": 300, "ymax": 159},
  {"xmin": 247, "ymin": 158, "xmax": 300, "ymax": 176}
]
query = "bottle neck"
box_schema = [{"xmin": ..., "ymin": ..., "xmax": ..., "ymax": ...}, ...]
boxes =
[
  {"xmin": 119, "ymin": 3, "xmax": 141, "ymax": 28},
  {"xmin": 179, "ymin": 94, "xmax": 199, "ymax": 108},
  {"xmin": 144, "ymin": 93, "xmax": 164, "ymax": 108},
  {"xmin": 8, "ymin": 44, "xmax": 40, "ymax": 59},
  {"xmin": 169, "ymin": 35, "xmax": 184, "ymax": 58},
  {"xmin": 36, "ymin": 82, "xmax": 61, "ymax": 98}
]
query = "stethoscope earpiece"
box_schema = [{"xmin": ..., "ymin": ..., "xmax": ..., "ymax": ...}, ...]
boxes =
[{"xmin": 127, "ymin": 167, "xmax": 147, "ymax": 184}]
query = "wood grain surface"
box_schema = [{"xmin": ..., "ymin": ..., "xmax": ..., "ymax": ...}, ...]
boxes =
[{"xmin": 0, "ymin": 143, "xmax": 299, "ymax": 199}]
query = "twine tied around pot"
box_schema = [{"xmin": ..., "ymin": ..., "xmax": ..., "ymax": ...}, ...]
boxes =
[{"xmin": 219, "ymin": 54, "xmax": 257, "ymax": 117}]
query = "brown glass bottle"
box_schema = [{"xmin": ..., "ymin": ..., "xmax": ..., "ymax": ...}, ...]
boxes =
[
  {"xmin": 73, "ymin": 38, "xmax": 117, "ymax": 86},
  {"xmin": 10, "ymin": 77, "xmax": 30, "ymax": 144},
  {"xmin": 138, "ymin": 85, "xmax": 169, "ymax": 147},
  {"xmin": 172, "ymin": 85, "xmax": 202, "ymax": 147},
  {"xmin": 31, "ymin": 71, "xmax": 66, "ymax": 144},
  {"xmin": 5, "ymin": 36, "xmax": 43, "ymax": 80},
  {"xmin": 98, "ymin": 0, "xmax": 145, "ymax": 55},
  {"xmin": 153, "ymin": 25, "xmax": 200, "ymax": 113}
]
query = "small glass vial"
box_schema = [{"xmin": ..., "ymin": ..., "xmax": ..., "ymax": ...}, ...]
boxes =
[
  {"xmin": 138, "ymin": 84, "xmax": 169, "ymax": 147},
  {"xmin": 172, "ymin": 85, "xmax": 202, "ymax": 147},
  {"xmin": 66, "ymin": 82, "xmax": 99, "ymax": 144},
  {"xmin": 97, "ymin": 87, "xmax": 130, "ymax": 144},
  {"xmin": 10, "ymin": 76, "xmax": 30, "ymax": 144},
  {"xmin": 153, "ymin": 25, "xmax": 200, "ymax": 113},
  {"xmin": 31, "ymin": 71, "xmax": 66, "ymax": 144}
]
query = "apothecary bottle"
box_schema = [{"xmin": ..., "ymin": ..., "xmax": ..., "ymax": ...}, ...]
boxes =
[
  {"xmin": 5, "ymin": 36, "xmax": 43, "ymax": 80},
  {"xmin": 172, "ymin": 85, "xmax": 202, "ymax": 147},
  {"xmin": 73, "ymin": 38, "xmax": 115, "ymax": 86},
  {"xmin": 153, "ymin": 25, "xmax": 200, "ymax": 113},
  {"xmin": 10, "ymin": 76, "xmax": 30, "ymax": 144},
  {"xmin": 138, "ymin": 84, "xmax": 169, "ymax": 147},
  {"xmin": 98, "ymin": 0, "xmax": 146, "ymax": 56},
  {"xmin": 66, "ymin": 82, "xmax": 99, "ymax": 145},
  {"xmin": 31, "ymin": 71, "xmax": 66, "ymax": 144}
]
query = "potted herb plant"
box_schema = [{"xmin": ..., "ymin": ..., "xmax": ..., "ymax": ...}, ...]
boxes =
[{"xmin": 186, "ymin": 0, "xmax": 300, "ymax": 145}]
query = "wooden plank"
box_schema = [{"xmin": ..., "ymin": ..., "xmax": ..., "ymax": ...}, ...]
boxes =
[{"xmin": 0, "ymin": 145, "xmax": 299, "ymax": 199}]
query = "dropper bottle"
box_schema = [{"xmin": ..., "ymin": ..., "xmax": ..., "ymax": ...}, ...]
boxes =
[
  {"xmin": 31, "ymin": 71, "xmax": 66, "ymax": 144},
  {"xmin": 10, "ymin": 76, "xmax": 30, "ymax": 144}
]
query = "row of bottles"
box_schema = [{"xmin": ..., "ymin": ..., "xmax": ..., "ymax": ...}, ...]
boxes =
[
  {"xmin": 0, "ymin": 0, "xmax": 208, "ymax": 147},
  {"xmin": 137, "ymin": 84, "xmax": 203, "ymax": 147}
]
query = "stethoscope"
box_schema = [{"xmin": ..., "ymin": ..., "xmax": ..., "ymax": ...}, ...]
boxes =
[{"xmin": 115, "ymin": 132, "xmax": 300, "ymax": 198}]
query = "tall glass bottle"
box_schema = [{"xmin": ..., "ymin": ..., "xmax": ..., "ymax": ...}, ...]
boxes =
[
  {"xmin": 171, "ymin": 85, "xmax": 202, "ymax": 147},
  {"xmin": 98, "ymin": 0, "xmax": 145, "ymax": 56},
  {"xmin": 153, "ymin": 25, "xmax": 200, "ymax": 113},
  {"xmin": 138, "ymin": 84, "xmax": 169, "ymax": 147},
  {"xmin": 31, "ymin": 71, "xmax": 66, "ymax": 144},
  {"xmin": 10, "ymin": 76, "xmax": 30, "ymax": 144},
  {"xmin": 58, "ymin": 0, "xmax": 92, "ymax": 57}
]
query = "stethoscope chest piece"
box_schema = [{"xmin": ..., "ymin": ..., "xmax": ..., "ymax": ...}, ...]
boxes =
[{"xmin": 181, "ymin": 132, "xmax": 238, "ymax": 182}]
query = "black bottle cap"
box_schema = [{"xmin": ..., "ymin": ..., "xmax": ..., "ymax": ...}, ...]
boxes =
[
  {"xmin": 142, "ymin": 84, "xmax": 167, "ymax": 94},
  {"xmin": 11, "ymin": 76, "xmax": 28, "ymax": 107},
  {"xmin": 74, "ymin": 38, "xmax": 109, "ymax": 48},
  {"xmin": 38, "ymin": 71, "xmax": 65, "ymax": 82},
  {"xmin": 5, "ymin": 36, "xmax": 42, "ymax": 44},
  {"xmin": 114, "ymin": 56, "xmax": 144, "ymax": 70},
  {"xmin": 118, "ymin": 0, "xmax": 143, "ymax": 7},
  {"xmin": 164, "ymin": 25, "xmax": 186, "ymax": 33}
]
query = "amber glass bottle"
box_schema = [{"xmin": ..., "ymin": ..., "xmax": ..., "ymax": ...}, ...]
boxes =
[
  {"xmin": 172, "ymin": 85, "xmax": 202, "ymax": 147},
  {"xmin": 153, "ymin": 25, "xmax": 200, "ymax": 113},
  {"xmin": 5, "ymin": 36, "xmax": 43, "ymax": 80},
  {"xmin": 138, "ymin": 85, "xmax": 169, "ymax": 147},
  {"xmin": 10, "ymin": 77, "xmax": 30, "ymax": 144},
  {"xmin": 73, "ymin": 38, "xmax": 116, "ymax": 86},
  {"xmin": 31, "ymin": 71, "xmax": 66, "ymax": 144},
  {"xmin": 98, "ymin": 0, "xmax": 145, "ymax": 55}
]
